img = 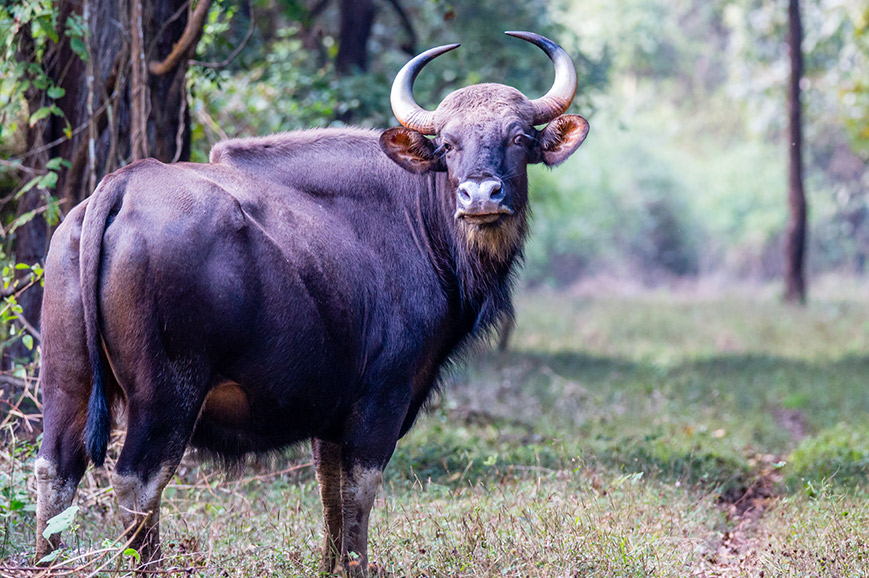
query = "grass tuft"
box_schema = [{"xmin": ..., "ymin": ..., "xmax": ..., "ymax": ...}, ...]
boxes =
[{"xmin": 787, "ymin": 422, "xmax": 869, "ymax": 488}]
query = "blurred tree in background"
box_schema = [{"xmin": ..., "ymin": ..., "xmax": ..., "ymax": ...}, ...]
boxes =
[{"xmin": 784, "ymin": 0, "xmax": 807, "ymax": 304}]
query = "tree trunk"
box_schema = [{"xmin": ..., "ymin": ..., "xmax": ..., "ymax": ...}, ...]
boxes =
[
  {"xmin": 11, "ymin": 1, "xmax": 89, "ymax": 351},
  {"xmin": 11, "ymin": 0, "xmax": 197, "ymax": 359},
  {"xmin": 784, "ymin": 0, "xmax": 807, "ymax": 304},
  {"xmin": 335, "ymin": 0, "xmax": 375, "ymax": 75},
  {"xmin": 145, "ymin": 0, "xmax": 195, "ymax": 163}
]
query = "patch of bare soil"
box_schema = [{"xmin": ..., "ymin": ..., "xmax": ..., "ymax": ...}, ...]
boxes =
[
  {"xmin": 771, "ymin": 407, "xmax": 809, "ymax": 444},
  {"xmin": 691, "ymin": 465, "xmax": 779, "ymax": 577},
  {"xmin": 690, "ymin": 408, "xmax": 809, "ymax": 578}
]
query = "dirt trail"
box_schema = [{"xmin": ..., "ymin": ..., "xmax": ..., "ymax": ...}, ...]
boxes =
[
  {"xmin": 692, "ymin": 463, "xmax": 778, "ymax": 577},
  {"xmin": 690, "ymin": 408, "xmax": 808, "ymax": 578}
]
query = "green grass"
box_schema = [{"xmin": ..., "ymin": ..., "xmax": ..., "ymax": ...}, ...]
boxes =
[{"xmin": 2, "ymin": 279, "xmax": 868, "ymax": 576}]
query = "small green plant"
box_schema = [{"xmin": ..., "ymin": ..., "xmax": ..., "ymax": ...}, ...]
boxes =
[
  {"xmin": 0, "ymin": 426, "xmax": 38, "ymax": 558},
  {"xmin": 40, "ymin": 505, "xmax": 79, "ymax": 542},
  {"xmin": 122, "ymin": 546, "xmax": 141, "ymax": 565},
  {"xmin": 1, "ymin": 254, "xmax": 44, "ymax": 365},
  {"xmin": 35, "ymin": 506, "xmax": 79, "ymax": 565}
]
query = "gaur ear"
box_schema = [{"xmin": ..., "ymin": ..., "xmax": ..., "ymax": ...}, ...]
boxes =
[
  {"xmin": 535, "ymin": 114, "xmax": 589, "ymax": 167},
  {"xmin": 380, "ymin": 127, "xmax": 445, "ymax": 173}
]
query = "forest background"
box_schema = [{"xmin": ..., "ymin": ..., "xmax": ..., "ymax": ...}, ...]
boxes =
[{"xmin": 0, "ymin": 1, "xmax": 867, "ymax": 575}]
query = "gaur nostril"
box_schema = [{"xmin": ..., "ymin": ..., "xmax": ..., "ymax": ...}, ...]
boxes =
[
  {"xmin": 457, "ymin": 184, "xmax": 473, "ymax": 203},
  {"xmin": 478, "ymin": 180, "xmax": 504, "ymax": 202},
  {"xmin": 489, "ymin": 184, "xmax": 504, "ymax": 201}
]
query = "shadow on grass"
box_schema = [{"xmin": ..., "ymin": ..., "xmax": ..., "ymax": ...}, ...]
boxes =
[
  {"xmin": 482, "ymin": 348, "xmax": 869, "ymax": 423},
  {"xmin": 390, "ymin": 349, "xmax": 869, "ymax": 492}
]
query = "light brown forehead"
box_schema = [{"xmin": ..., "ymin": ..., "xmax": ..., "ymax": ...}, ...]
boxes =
[{"xmin": 434, "ymin": 84, "xmax": 536, "ymax": 133}]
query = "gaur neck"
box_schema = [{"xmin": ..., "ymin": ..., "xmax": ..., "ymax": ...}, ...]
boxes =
[{"xmin": 415, "ymin": 172, "xmax": 525, "ymax": 337}]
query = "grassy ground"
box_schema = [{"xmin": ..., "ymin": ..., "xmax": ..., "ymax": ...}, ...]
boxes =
[{"xmin": 1, "ymin": 278, "xmax": 868, "ymax": 576}]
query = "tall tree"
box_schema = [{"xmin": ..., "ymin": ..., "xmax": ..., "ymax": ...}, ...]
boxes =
[
  {"xmin": 784, "ymin": 0, "xmax": 807, "ymax": 303},
  {"xmin": 335, "ymin": 0, "xmax": 375, "ymax": 74},
  {"xmin": 8, "ymin": 0, "xmax": 211, "ymax": 353}
]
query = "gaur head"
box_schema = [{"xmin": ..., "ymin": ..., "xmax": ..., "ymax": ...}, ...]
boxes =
[{"xmin": 380, "ymin": 31, "xmax": 589, "ymax": 260}]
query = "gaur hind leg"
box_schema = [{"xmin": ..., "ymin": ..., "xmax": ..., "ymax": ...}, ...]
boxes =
[
  {"xmin": 35, "ymin": 381, "xmax": 91, "ymax": 560},
  {"xmin": 36, "ymin": 221, "xmax": 99, "ymax": 561},
  {"xmin": 111, "ymin": 365, "xmax": 206, "ymax": 569}
]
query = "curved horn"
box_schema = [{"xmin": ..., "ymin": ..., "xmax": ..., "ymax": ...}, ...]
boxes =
[
  {"xmin": 390, "ymin": 43, "xmax": 460, "ymax": 135},
  {"xmin": 505, "ymin": 31, "xmax": 577, "ymax": 125}
]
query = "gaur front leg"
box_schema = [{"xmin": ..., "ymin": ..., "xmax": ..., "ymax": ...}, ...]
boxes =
[
  {"xmin": 340, "ymin": 460, "xmax": 383, "ymax": 576},
  {"xmin": 336, "ymin": 396, "xmax": 406, "ymax": 577},
  {"xmin": 313, "ymin": 438, "xmax": 344, "ymax": 574}
]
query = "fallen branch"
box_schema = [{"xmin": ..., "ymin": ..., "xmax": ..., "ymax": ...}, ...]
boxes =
[
  {"xmin": 0, "ymin": 159, "xmax": 46, "ymax": 177},
  {"xmin": 0, "ymin": 375, "xmax": 29, "ymax": 390},
  {"xmin": 15, "ymin": 310, "xmax": 42, "ymax": 343},
  {"xmin": 0, "ymin": 566, "xmax": 206, "ymax": 575}
]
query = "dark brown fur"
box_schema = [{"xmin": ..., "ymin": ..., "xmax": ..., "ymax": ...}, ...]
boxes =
[{"xmin": 36, "ymin": 84, "xmax": 588, "ymax": 574}]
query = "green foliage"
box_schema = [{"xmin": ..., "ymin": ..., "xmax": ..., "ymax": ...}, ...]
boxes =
[
  {"xmin": 0, "ymin": 430, "xmax": 39, "ymax": 558},
  {"xmin": 122, "ymin": 547, "xmax": 141, "ymax": 564},
  {"xmin": 842, "ymin": 5, "xmax": 869, "ymax": 156},
  {"xmin": 525, "ymin": 113, "xmax": 704, "ymax": 284},
  {"xmin": 41, "ymin": 506, "xmax": 79, "ymax": 541},
  {"xmin": 0, "ymin": 1, "xmax": 75, "ymax": 141},
  {"xmin": 1, "ymin": 256, "xmax": 44, "ymax": 355},
  {"xmin": 189, "ymin": 25, "xmax": 392, "ymax": 161}
]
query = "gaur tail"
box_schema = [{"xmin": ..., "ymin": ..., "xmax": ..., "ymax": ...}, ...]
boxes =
[
  {"xmin": 79, "ymin": 175, "xmax": 123, "ymax": 467},
  {"xmin": 84, "ymin": 350, "xmax": 109, "ymax": 467}
]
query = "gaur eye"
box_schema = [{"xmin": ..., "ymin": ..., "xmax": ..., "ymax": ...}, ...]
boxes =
[
  {"xmin": 434, "ymin": 141, "xmax": 454, "ymax": 158},
  {"xmin": 512, "ymin": 134, "xmax": 530, "ymax": 146}
]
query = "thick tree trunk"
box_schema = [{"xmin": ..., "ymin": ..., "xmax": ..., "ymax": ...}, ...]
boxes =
[
  {"xmin": 12, "ymin": 2, "xmax": 89, "ymax": 351},
  {"xmin": 335, "ymin": 0, "xmax": 375, "ymax": 75},
  {"xmin": 11, "ymin": 0, "xmax": 195, "ymax": 359},
  {"xmin": 784, "ymin": 0, "xmax": 807, "ymax": 304},
  {"xmin": 145, "ymin": 0, "xmax": 197, "ymax": 162}
]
